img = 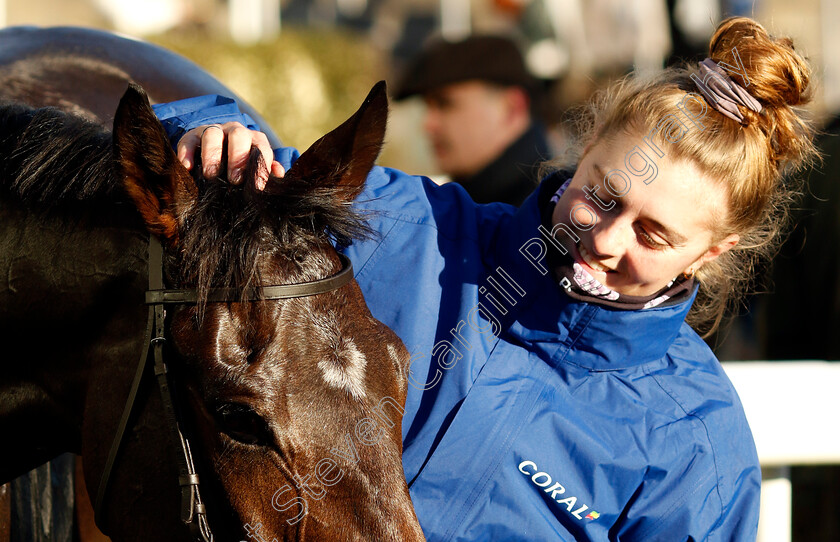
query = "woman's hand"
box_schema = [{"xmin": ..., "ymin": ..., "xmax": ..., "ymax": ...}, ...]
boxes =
[{"xmin": 176, "ymin": 122, "xmax": 284, "ymax": 190}]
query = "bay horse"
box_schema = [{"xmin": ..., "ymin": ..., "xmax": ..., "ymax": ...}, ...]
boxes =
[{"xmin": 0, "ymin": 28, "xmax": 424, "ymax": 542}]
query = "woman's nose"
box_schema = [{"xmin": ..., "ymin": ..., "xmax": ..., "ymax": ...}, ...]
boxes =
[{"xmin": 588, "ymin": 214, "xmax": 629, "ymax": 259}]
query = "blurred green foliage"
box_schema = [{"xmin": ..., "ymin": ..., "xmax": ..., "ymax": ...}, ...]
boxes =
[{"xmin": 151, "ymin": 29, "xmax": 387, "ymax": 150}]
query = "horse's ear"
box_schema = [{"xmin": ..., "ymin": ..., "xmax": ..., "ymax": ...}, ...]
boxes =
[
  {"xmin": 277, "ymin": 81, "xmax": 388, "ymax": 202},
  {"xmin": 113, "ymin": 83, "xmax": 196, "ymax": 247}
]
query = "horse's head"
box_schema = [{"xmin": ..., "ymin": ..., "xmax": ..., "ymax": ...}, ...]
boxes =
[{"xmin": 111, "ymin": 83, "xmax": 424, "ymax": 541}]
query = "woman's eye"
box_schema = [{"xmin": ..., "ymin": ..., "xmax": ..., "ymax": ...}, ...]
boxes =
[
  {"xmin": 213, "ymin": 403, "xmax": 273, "ymax": 446},
  {"xmin": 638, "ymin": 229, "xmax": 668, "ymax": 250}
]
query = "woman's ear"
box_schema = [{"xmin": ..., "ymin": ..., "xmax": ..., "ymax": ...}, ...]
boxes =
[{"xmin": 693, "ymin": 233, "xmax": 740, "ymax": 271}]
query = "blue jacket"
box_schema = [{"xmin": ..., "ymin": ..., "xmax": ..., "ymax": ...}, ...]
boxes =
[{"xmin": 155, "ymin": 98, "xmax": 761, "ymax": 541}]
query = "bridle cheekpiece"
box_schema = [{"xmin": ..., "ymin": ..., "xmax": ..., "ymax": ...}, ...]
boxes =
[{"xmin": 94, "ymin": 234, "xmax": 354, "ymax": 541}]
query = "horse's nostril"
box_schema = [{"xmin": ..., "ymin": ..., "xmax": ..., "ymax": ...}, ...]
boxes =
[{"xmin": 213, "ymin": 403, "xmax": 273, "ymax": 446}]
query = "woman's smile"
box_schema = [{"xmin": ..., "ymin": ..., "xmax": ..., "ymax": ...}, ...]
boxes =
[{"xmin": 576, "ymin": 241, "xmax": 614, "ymax": 274}]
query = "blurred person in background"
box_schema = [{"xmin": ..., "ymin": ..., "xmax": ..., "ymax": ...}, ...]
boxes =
[{"xmin": 394, "ymin": 35, "xmax": 551, "ymax": 206}]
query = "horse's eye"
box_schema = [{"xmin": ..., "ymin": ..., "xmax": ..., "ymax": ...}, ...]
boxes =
[{"xmin": 213, "ymin": 403, "xmax": 273, "ymax": 446}]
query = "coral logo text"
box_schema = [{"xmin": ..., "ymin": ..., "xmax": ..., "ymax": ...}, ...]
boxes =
[{"xmin": 518, "ymin": 460, "xmax": 599, "ymax": 521}]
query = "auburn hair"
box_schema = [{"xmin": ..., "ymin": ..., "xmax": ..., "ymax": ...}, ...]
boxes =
[{"xmin": 549, "ymin": 17, "xmax": 819, "ymax": 337}]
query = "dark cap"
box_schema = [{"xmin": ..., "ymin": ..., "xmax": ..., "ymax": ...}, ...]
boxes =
[{"xmin": 394, "ymin": 35, "xmax": 538, "ymax": 100}]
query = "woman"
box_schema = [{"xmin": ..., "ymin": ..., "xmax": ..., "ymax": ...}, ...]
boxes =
[{"xmin": 154, "ymin": 17, "xmax": 816, "ymax": 540}]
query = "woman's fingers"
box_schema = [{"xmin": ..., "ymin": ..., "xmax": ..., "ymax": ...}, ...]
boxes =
[
  {"xmin": 226, "ymin": 124, "xmax": 253, "ymax": 183},
  {"xmin": 176, "ymin": 122, "xmax": 282, "ymax": 189},
  {"xmin": 199, "ymin": 125, "xmax": 226, "ymax": 179},
  {"xmin": 270, "ymin": 160, "xmax": 285, "ymax": 177},
  {"xmin": 177, "ymin": 129, "xmax": 201, "ymax": 170},
  {"xmin": 249, "ymin": 129, "xmax": 278, "ymax": 182}
]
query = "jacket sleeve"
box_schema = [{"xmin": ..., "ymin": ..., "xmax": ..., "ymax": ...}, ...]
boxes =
[
  {"xmin": 150, "ymin": 94, "xmax": 512, "ymax": 236},
  {"xmin": 612, "ymin": 413, "xmax": 761, "ymax": 541}
]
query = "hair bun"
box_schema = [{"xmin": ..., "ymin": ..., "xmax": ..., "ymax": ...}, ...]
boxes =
[
  {"xmin": 709, "ymin": 17, "xmax": 810, "ymax": 109},
  {"xmin": 708, "ymin": 17, "xmax": 814, "ymax": 168}
]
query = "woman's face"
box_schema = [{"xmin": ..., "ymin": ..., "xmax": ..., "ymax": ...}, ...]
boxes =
[{"xmin": 551, "ymin": 130, "xmax": 740, "ymax": 297}]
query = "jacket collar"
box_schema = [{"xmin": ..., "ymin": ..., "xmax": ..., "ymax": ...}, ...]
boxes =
[{"xmin": 487, "ymin": 172, "xmax": 698, "ymax": 371}]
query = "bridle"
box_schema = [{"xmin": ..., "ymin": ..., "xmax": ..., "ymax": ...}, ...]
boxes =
[{"xmin": 94, "ymin": 234, "xmax": 354, "ymax": 541}]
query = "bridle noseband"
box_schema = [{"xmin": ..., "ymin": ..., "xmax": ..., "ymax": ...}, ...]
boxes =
[{"xmin": 94, "ymin": 235, "xmax": 354, "ymax": 541}]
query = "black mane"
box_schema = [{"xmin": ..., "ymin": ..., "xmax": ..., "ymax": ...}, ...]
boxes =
[
  {"xmin": 0, "ymin": 101, "xmax": 372, "ymax": 317},
  {"xmin": 177, "ymin": 149, "xmax": 374, "ymax": 316},
  {"xmin": 0, "ymin": 102, "xmax": 116, "ymax": 206}
]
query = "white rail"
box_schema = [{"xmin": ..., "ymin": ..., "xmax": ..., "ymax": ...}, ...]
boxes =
[{"xmin": 721, "ymin": 361, "xmax": 840, "ymax": 542}]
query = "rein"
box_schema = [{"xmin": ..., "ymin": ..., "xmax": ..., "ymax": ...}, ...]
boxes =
[{"xmin": 94, "ymin": 235, "xmax": 354, "ymax": 541}]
